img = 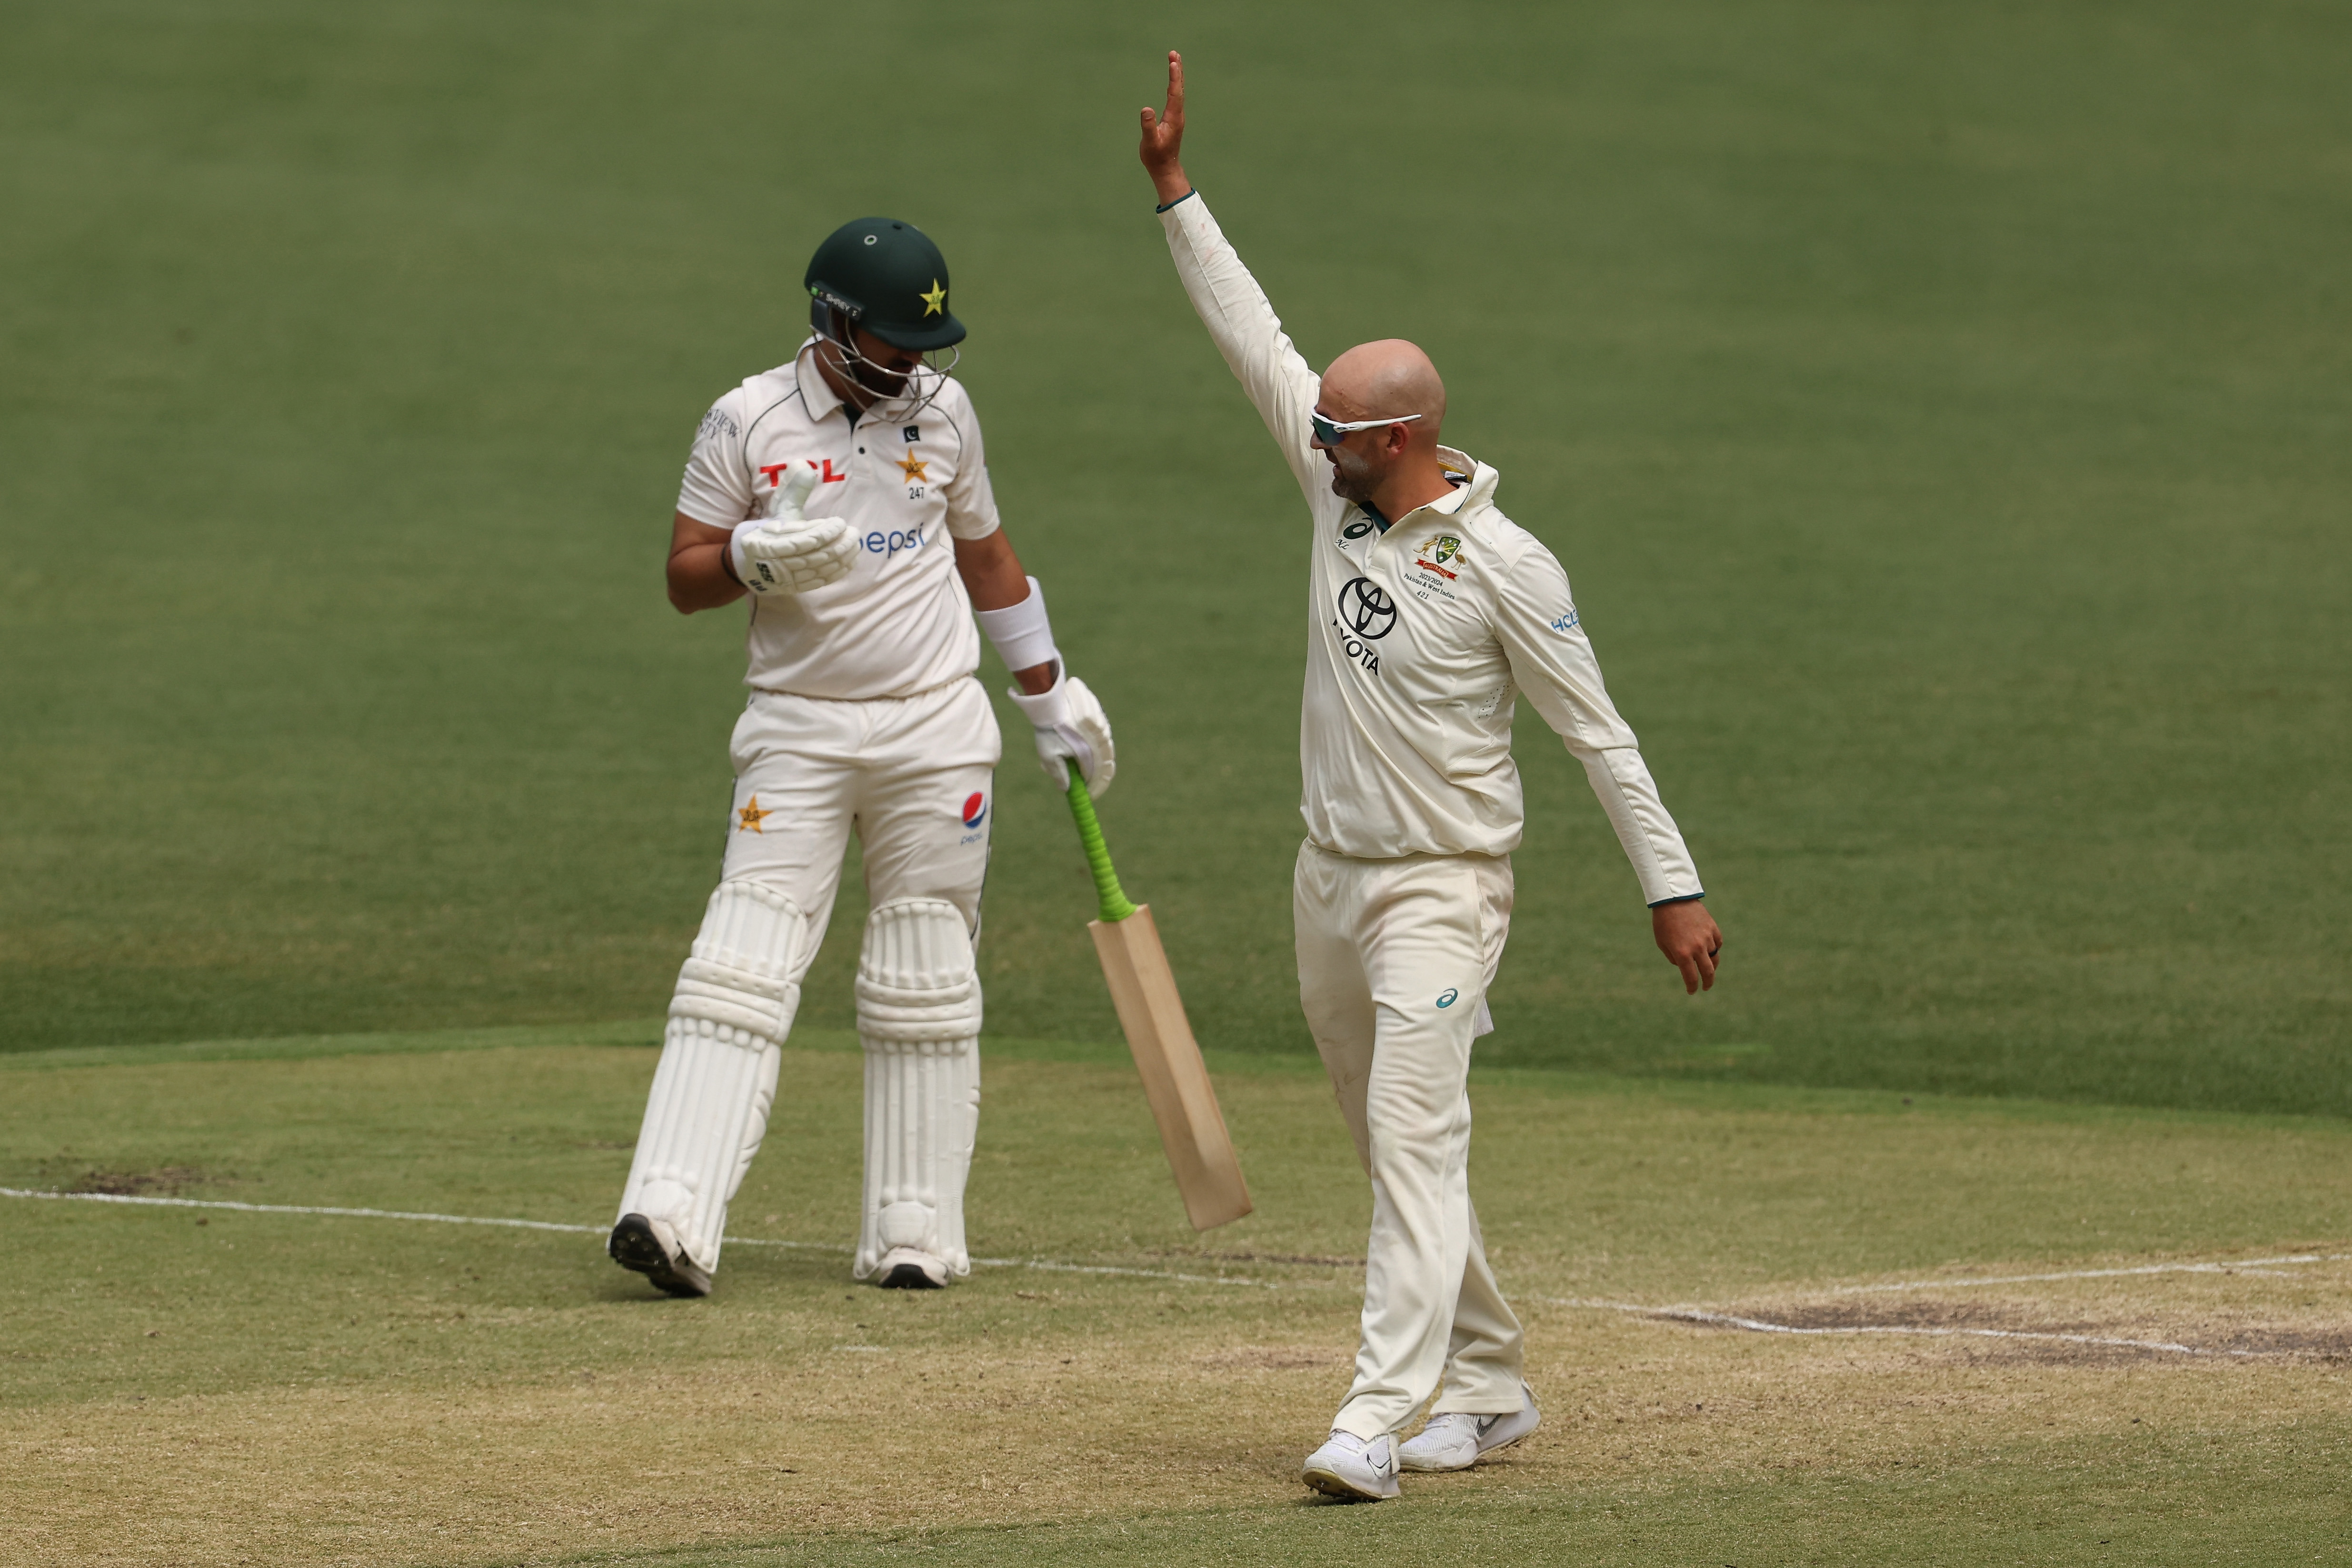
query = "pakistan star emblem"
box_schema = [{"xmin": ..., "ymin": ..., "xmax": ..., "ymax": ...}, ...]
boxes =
[
  {"xmin": 897, "ymin": 452, "xmax": 928, "ymax": 482},
  {"xmin": 737, "ymin": 796, "xmax": 774, "ymax": 833},
  {"xmin": 919, "ymin": 280, "xmax": 946, "ymax": 317}
]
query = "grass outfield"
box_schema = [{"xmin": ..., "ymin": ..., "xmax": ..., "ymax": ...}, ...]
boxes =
[
  {"xmin": 2, "ymin": 0, "xmax": 2346, "ymax": 1110},
  {"xmin": 4, "ymin": 1029, "xmax": 2348, "ymax": 1565}
]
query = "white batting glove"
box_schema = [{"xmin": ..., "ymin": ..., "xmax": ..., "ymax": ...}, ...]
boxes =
[
  {"xmin": 1007, "ymin": 669, "xmax": 1116, "ymax": 799},
  {"xmin": 729, "ymin": 465, "xmax": 856, "ymax": 595}
]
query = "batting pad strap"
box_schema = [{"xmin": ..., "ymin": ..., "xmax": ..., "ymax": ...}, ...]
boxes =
[
  {"xmin": 856, "ymin": 987, "xmax": 982, "ymax": 1044},
  {"xmin": 670, "ymin": 958, "xmax": 797, "ymax": 1041},
  {"xmin": 668, "ymin": 879, "xmax": 808, "ymax": 1046},
  {"xmin": 973, "ymin": 577, "xmax": 1057, "ymax": 676}
]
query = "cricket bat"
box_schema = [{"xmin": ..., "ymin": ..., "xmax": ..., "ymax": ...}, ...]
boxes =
[{"xmin": 1063, "ymin": 764, "xmax": 1252, "ymax": 1230}]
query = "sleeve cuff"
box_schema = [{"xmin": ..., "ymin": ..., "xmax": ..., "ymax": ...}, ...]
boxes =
[
  {"xmin": 1646, "ymin": 891, "xmax": 1706, "ymax": 908},
  {"xmin": 1154, "ymin": 189, "xmax": 1197, "ymax": 213}
]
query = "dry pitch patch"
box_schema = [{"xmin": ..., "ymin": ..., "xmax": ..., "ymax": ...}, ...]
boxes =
[{"xmin": 2, "ymin": 1032, "xmax": 2346, "ymax": 1566}]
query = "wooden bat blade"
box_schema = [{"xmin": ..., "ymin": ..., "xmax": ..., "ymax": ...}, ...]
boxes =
[{"xmin": 1087, "ymin": 905, "xmax": 1253, "ymax": 1230}]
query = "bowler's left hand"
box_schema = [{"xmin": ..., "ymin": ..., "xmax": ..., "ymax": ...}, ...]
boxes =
[{"xmin": 1653, "ymin": 901, "xmax": 1723, "ymax": 994}]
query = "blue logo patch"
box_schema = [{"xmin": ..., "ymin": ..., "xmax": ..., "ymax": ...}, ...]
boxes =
[
  {"xmin": 961, "ymin": 791, "xmax": 988, "ymax": 829},
  {"xmin": 1436, "ymin": 988, "xmax": 1459, "ymax": 1009},
  {"xmin": 1550, "ymin": 609, "xmax": 1580, "ymax": 633}
]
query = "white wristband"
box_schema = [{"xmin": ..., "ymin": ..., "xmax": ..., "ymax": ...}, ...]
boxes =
[{"xmin": 974, "ymin": 576, "xmax": 1058, "ymax": 673}]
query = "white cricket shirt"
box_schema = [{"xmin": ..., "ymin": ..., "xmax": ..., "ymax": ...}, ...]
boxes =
[
  {"xmin": 1160, "ymin": 193, "xmax": 1704, "ymax": 903},
  {"xmin": 677, "ymin": 340, "xmax": 1001, "ymax": 700}
]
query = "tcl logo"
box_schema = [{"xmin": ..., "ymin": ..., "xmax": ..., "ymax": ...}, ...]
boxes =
[{"xmin": 758, "ymin": 459, "xmax": 848, "ymax": 488}]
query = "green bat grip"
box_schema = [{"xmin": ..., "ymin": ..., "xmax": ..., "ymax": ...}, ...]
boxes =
[{"xmin": 1064, "ymin": 761, "xmax": 1137, "ymax": 923}]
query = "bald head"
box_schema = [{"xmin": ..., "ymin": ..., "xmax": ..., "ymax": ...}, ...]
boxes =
[
  {"xmin": 1319, "ymin": 339, "xmax": 1446, "ymax": 438},
  {"xmin": 1310, "ymin": 339, "xmax": 1460, "ymax": 519}
]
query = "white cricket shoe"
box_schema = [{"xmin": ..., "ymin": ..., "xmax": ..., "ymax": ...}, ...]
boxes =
[
  {"xmin": 1397, "ymin": 1384, "xmax": 1541, "ymax": 1472},
  {"xmin": 1301, "ymin": 1429, "xmax": 1400, "ymax": 1501},
  {"xmin": 608, "ymin": 1213, "xmax": 712, "ymax": 1298},
  {"xmin": 873, "ymin": 1246, "xmax": 949, "ymax": 1289}
]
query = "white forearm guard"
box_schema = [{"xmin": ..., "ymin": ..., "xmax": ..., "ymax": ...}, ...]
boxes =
[{"xmin": 973, "ymin": 577, "xmax": 1058, "ymax": 674}]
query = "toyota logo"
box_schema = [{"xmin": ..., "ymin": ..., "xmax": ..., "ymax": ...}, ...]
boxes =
[{"xmin": 1336, "ymin": 577, "xmax": 1397, "ymax": 639}]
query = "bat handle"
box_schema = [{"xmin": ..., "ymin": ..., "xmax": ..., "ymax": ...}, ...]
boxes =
[{"xmin": 1064, "ymin": 761, "xmax": 1138, "ymax": 923}]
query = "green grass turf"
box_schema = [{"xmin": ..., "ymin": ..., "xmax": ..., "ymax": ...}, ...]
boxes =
[
  {"xmin": 4, "ymin": 1030, "xmax": 2347, "ymax": 1564},
  {"xmin": 2, "ymin": 0, "xmax": 2347, "ymax": 1114},
  {"xmin": 616, "ymin": 1452, "xmax": 2352, "ymax": 1568}
]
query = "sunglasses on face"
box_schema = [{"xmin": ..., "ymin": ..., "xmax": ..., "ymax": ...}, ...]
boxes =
[{"xmin": 1310, "ymin": 411, "xmax": 1424, "ymax": 446}]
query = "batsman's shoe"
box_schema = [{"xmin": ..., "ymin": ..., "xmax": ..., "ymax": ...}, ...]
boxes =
[
  {"xmin": 1301, "ymin": 1429, "xmax": 1400, "ymax": 1501},
  {"xmin": 1398, "ymin": 1384, "xmax": 1541, "ymax": 1473},
  {"xmin": 608, "ymin": 1213, "xmax": 713, "ymax": 1298},
  {"xmin": 872, "ymin": 1246, "xmax": 950, "ymax": 1289}
]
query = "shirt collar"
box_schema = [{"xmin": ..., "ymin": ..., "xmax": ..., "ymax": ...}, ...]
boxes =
[
  {"xmin": 793, "ymin": 338, "xmax": 849, "ymax": 424},
  {"xmin": 1390, "ymin": 471, "xmax": 1473, "ymax": 530}
]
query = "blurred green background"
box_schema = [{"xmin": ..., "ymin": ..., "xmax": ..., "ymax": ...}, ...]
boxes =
[{"xmin": 2, "ymin": 0, "xmax": 2345, "ymax": 1112}]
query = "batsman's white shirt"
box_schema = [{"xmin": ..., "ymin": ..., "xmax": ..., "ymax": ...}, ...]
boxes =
[
  {"xmin": 678, "ymin": 339, "xmax": 1003, "ymax": 700},
  {"xmin": 1160, "ymin": 195, "xmax": 1702, "ymax": 902}
]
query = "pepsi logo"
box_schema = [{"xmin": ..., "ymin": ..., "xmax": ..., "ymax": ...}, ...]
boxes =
[{"xmin": 962, "ymin": 792, "xmax": 988, "ymax": 829}]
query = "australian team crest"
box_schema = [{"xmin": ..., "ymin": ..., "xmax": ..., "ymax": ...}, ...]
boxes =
[{"xmin": 1402, "ymin": 536, "xmax": 1458, "ymax": 592}]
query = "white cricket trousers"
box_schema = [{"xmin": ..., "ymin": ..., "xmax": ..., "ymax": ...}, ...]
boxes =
[
  {"xmin": 719, "ymin": 678, "xmax": 1000, "ymax": 939},
  {"xmin": 1294, "ymin": 841, "xmax": 1526, "ymax": 1439}
]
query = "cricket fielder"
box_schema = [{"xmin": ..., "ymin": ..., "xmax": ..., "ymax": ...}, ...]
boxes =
[
  {"xmin": 1138, "ymin": 56, "xmax": 1724, "ymax": 1498},
  {"xmin": 608, "ymin": 217, "xmax": 1113, "ymax": 1296}
]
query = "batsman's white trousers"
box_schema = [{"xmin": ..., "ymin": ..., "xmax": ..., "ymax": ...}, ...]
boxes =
[
  {"xmin": 720, "ymin": 678, "xmax": 999, "ymax": 942},
  {"xmin": 1295, "ymin": 841, "xmax": 1526, "ymax": 1439}
]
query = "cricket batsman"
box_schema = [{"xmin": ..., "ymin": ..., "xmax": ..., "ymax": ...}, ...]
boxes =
[
  {"xmin": 607, "ymin": 217, "xmax": 1114, "ymax": 1296},
  {"xmin": 1137, "ymin": 55, "xmax": 1724, "ymax": 1498}
]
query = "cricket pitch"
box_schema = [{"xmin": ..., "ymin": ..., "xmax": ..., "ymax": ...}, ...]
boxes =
[{"xmin": 3, "ymin": 1031, "xmax": 2346, "ymax": 1566}]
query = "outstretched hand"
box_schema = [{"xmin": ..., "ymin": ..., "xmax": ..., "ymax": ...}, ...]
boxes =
[
  {"xmin": 1139, "ymin": 50, "xmax": 1191, "ymax": 206},
  {"xmin": 1653, "ymin": 900, "xmax": 1724, "ymax": 995}
]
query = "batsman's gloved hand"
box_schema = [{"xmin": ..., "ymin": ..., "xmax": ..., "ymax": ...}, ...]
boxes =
[
  {"xmin": 1007, "ymin": 668, "xmax": 1116, "ymax": 799},
  {"xmin": 729, "ymin": 465, "xmax": 856, "ymax": 595}
]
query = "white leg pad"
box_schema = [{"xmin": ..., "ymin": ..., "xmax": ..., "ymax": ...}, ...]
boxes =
[
  {"xmin": 617, "ymin": 880, "xmax": 806, "ymax": 1272},
  {"xmin": 855, "ymin": 898, "xmax": 983, "ymax": 1279}
]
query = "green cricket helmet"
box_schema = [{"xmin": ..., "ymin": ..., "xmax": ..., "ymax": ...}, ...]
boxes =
[{"xmin": 804, "ymin": 217, "xmax": 966, "ymax": 352}]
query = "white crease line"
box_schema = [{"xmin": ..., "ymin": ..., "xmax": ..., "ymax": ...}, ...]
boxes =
[
  {"xmin": 0, "ymin": 1187, "xmax": 613, "ymax": 1235},
  {"xmin": 971, "ymin": 1257, "xmax": 1285, "ymax": 1289},
  {"xmin": 1830, "ymin": 1254, "xmax": 2350, "ymax": 1294},
  {"xmin": 1652, "ymin": 1307, "xmax": 2259, "ymax": 1358},
  {"xmin": 1539, "ymin": 1298, "xmax": 2277, "ymax": 1358},
  {"xmin": 15, "ymin": 1188, "xmax": 2331, "ymax": 1307},
  {"xmin": 0, "ymin": 1188, "xmax": 1280, "ymax": 1288}
]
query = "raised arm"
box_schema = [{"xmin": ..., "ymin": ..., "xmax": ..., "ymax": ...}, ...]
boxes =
[
  {"xmin": 1493, "ymin": 547, "xmax": 1724, "ymax": 991},
  {"xmin": 1140, "ymin": 52, "xmax": 1325, "ymax": 507}
]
